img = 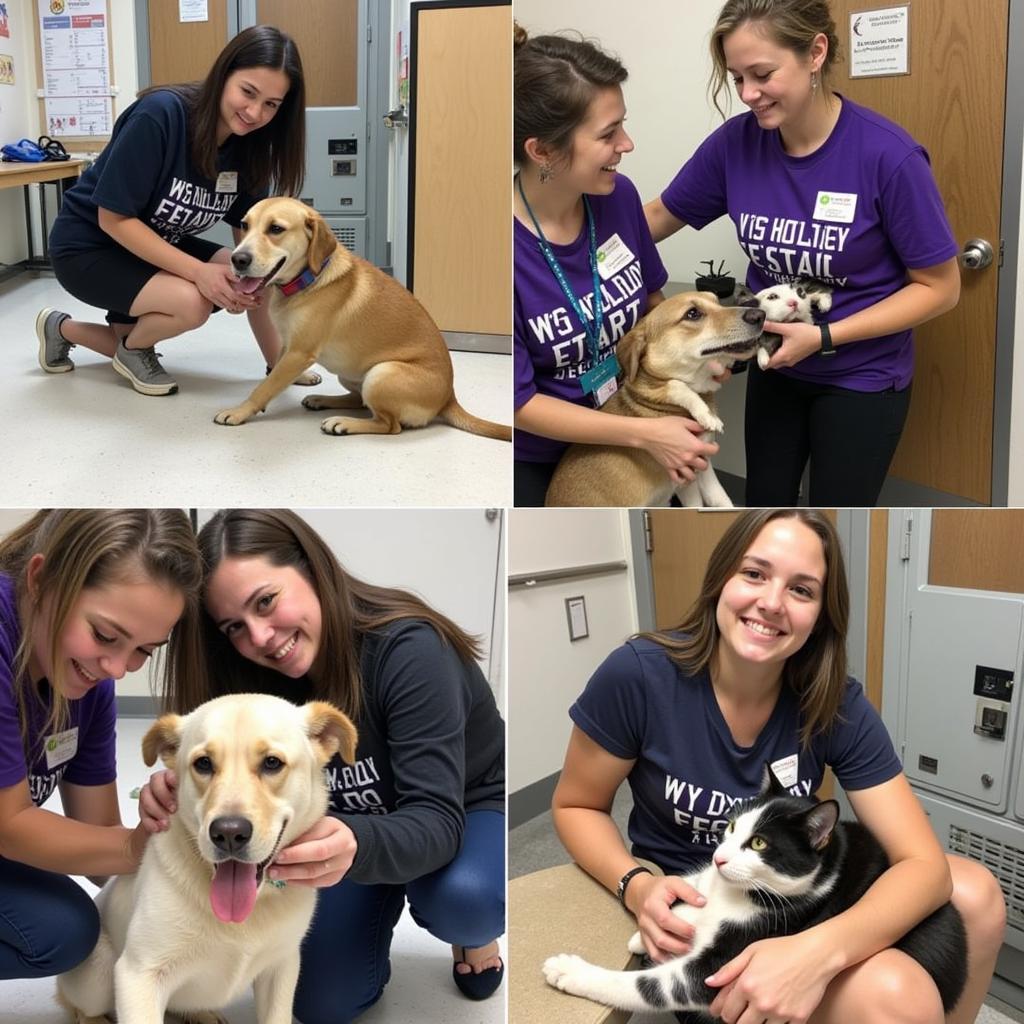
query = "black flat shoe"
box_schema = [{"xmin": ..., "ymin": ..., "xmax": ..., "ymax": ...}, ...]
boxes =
[{"xmin": 452, "ymin": 946, "xmax": 505, "ymax": 1001}]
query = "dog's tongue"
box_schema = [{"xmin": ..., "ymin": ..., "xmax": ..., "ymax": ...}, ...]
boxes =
[
  {"xmin": 210, "ymin": 861, "xmax": 258, "ymax": 923},
  {"xmin": 231, "ymin": 275, "xmax": 263, "ymax": 294}
]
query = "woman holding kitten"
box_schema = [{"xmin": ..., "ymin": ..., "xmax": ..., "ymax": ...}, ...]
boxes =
[
  {"xmin": 554, "ymin": 509, "xmax": 1003, "ymax": 1024},
  {"xmin": 646, "ymin": 0, "xmax": 960, "ymax": 506}
]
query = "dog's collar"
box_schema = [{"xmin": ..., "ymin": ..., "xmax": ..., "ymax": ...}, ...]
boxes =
[{"xmin": 277, "ymin": 256, "xmax": 331, "ymax": 296}]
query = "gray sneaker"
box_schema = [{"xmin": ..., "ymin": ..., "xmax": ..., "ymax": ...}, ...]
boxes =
[
  {"xmin": 112, "ymin": 340, "xmax": 178, "ymax": 396},
  {"xmin": 36, "ymin": 308, "xmax": 75, "ymax": 373}
]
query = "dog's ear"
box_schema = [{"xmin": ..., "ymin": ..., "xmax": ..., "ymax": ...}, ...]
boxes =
[
  {"xmin": 616, "ymin": 320, "xmax": 649, "ymax": 383},
  {"xmin": 142, "ymin": 714, "xmax": 182, "ymax": 768},
  {"xmin": 305, "ymin": 213, "xmax": 338, "ymax": 273},
  {"xmin": 304, "ymin": 701, "xmax": 359, "ymax": 766}
]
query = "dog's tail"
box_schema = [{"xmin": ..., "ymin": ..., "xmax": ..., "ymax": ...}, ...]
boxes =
[{"xmin": 438, "ymin": 399, "xmax": 512, "ymax": 441}]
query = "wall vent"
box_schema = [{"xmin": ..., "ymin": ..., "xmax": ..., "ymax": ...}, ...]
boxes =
[{"xmin": 949, "ymin": 825, "xmax": 1024, "ymax": 928}]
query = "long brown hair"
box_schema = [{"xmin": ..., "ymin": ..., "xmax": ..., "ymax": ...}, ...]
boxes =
[
  {"xmin": 163, "ymin": 510, "xmax": 483, "ymax": 721},
  {"xmin": 637, "ymin": 509, "xmax": 849, "ymax": 747},
  {"xmin": 514, "ymin": 23, "xmax": 628, "ymax": 167},
  {"xmin": 140, "ymin": 25, "xmax": 306, "ymax": 195},
  {"xmin": 0, "ymin": 509, "xmax": 202, "ymax": 747},
  {"xmin": 708, "ymin": 0, "xmax": 841, "ymax": 118}
]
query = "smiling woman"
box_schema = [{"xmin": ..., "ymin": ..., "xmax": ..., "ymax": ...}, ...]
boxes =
[
  {"xmin": 34, "ymin": 25, "xmax": 314, "ymax": 398},
  {"xmin": 0, "ymin": 509, "xmax": 202, "ymax": 983}
]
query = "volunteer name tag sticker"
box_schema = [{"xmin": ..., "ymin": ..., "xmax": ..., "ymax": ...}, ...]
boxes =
[
  {"xmin": 770, "ymin": 753, "xmax": 799, "ymax": 789},
  {"xmin": 813, "ymin": 190, "xmax": 857, "ymax": 223},
  {"xmin": 596, "ymin": 234, "xmax": 635, "ymax": 280},
  {"xmin": 45, "ymin": 727, "xmax": 79, "ymax": 770},
  {"xmin": 215, "ymin": 171, "xmax": 239, "ymax": 194}
]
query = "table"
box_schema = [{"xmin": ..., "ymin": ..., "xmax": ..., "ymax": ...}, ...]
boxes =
[{"xmin": 0, "ymin": 158, "xmax": 88, "ymax": 282}]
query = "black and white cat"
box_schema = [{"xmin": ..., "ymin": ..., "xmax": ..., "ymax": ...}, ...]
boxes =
[
  {"xmin": 543, "ymin": 768, "xmax": 966, "ymax": 1018},
  {"xmin": 736, "ymin": 278, "xmax": 834, "ymax": 369}
]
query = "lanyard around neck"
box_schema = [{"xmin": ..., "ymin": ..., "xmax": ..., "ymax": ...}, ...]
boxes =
[{"xmin": 517, "ymin": 175, "xmax": 604, "ymax": 364}]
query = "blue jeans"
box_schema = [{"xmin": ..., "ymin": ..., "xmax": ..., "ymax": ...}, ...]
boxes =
[
  {"xmin": 0, "ymin": 857, "xmax": 100, "ymax": 979},
  {"xmin": 294, "ymin": 809, "xmax": 505, "ymax": 1024}
]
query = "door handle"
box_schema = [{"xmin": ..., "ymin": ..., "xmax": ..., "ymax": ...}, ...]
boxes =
[{"xmin": 960, "ymin": 238, "xmax": 994, "ymax": 270}]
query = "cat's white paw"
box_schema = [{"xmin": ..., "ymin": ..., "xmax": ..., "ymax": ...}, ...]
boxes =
[
  {"xmin": 627, "ymin": 931, "xmax": 645, "ymax": 955},
  {"xmin": 757, "ymin": 348, "xmax": 771, "ymax": 370},
  {"xmin": 543, "ymin": 953, "xmax": 592, "ymax": 994}
]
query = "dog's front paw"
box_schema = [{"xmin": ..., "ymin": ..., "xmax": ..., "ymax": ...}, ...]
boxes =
[
  {"xmin": 699, "ymin": 415, "xmax": 724, "ymax": 433},
  {"xmin": 757, "ymin": 348, "xmax": 771, "ymax": 370},
  {"xmin": 214, "ymin": 405, "xmax": 253, "ymax": 426},
  {"xmin": 543, "ymin": 953, "xmax": 593, "ymax": 995},
  {"xmin": 302, "ymin": 394, "xmax": 330, "ymax": 411}
]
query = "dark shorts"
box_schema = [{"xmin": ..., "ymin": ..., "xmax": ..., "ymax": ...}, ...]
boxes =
[{"xmin": 51, "ymin": 234, "xmax": 226, "ymax": 326}]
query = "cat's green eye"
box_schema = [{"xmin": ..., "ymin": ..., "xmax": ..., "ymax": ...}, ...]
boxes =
[
  {"xmin": 750, "ymin": 836, "xmax": 768, "ymax": 851},
  {"xmin": 726, "ymin": 821, "xmax": 735, "ymax": 833}
]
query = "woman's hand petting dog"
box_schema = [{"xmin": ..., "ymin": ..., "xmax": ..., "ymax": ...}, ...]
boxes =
[
  {"xmin": 138, "ymin": 768, "xmax": 177, "ymax": 834},
  {"xmin": 640, "ymin": 417, "xmax": 720, "ymax": 485},
  {"xmin": 763, "ymin": 320, "xmax": 823, "ymax": 368},
  {"xmin": 269, "ymin": 815, "xmax": 358, "ymax": 888},
  {"xmin": 193, "ymin": 262, "xmax": 260, "ymax": 314}
]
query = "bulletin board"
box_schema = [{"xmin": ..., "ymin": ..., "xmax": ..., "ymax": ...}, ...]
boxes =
[{"xmin": 31, "ymin": 0, "xmax": 115, "ymax": 151}]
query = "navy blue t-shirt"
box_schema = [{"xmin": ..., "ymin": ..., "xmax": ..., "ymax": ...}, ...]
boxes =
[
  {"xmin": 570, "ymin": 635, "xmax": 903, "ymax": 875},
  {"xmin": 51, "ymin": 90, "xmax": 262, "ymax": 257}
]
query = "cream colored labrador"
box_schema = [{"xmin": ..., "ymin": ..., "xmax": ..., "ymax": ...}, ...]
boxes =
[{"xmin": 57, "ymin": 694, "xmax": 357, "ymax": 1024}]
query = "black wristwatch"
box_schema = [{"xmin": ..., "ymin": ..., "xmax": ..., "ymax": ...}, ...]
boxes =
[
  {"xmin": 617, "ymin": 865, "xmax": 652, "ymax": 905},
  {"xmin": 818, "ymin": 322, "xmax": 836, "ymax": 358}
]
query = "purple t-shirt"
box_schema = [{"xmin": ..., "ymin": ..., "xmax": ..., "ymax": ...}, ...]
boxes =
[
  {"xmin": 0, "ymin": 574, "xmax": 117, "ymax": 807},
  {"xmin": 661, "ymin": 96, "xmax": 957, "ymax": 391},
  {"xmin": 514, "ymin": 173, "xmax": 669, "ymax": 462},
  {"xmin": 571, "ymin": 635, "xmax": 902, "ymax": 875}
]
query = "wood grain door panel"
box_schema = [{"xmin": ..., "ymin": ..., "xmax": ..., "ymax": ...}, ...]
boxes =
[{"xmin": 829, "ymin": 0, "xmax": 1008, "ymax": 502}]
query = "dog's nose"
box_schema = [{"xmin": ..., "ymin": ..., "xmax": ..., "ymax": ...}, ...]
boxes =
[
  {"xmin": 231, "ymin": 250, "xmax": 252, "ymax": 273},
  {"xmin": 743, "ymin": 308, "xmax": 766, "ymax": 327},
  {"xmin": 209, "ymin": 815, "xmax": 253, "ymax": 855}
]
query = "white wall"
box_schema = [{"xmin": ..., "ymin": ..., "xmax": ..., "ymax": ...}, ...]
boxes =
[
  {"xmin": 515, "ymin": 0, "xmax": 1024, "ymax": 488},
  {"xmin": 0, "ymin": 0, "xmax": 137, "ymax": 265},
  {"xmin": 508, "ymin": 508, "xmax": 638, "ymax": 794},
  {"xmin": 1011, "ymin": 204, "xmax": 1024, "ymax": 504}
]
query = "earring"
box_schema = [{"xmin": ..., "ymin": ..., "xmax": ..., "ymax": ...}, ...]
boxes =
[
  {"xmin": 811, "ymin": 70, "xmax": 819, "ymax": 92},
  {"xmin": 539, "ymin": 162, "xmax": 554, "ymax": 184}
]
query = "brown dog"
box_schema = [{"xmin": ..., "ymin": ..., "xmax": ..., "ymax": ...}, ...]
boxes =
[
  {"xmin": 215, "ymin": 197, "xmax": 511, "ymax": 441},
  {"xmin": 545, "ymin": 293, "xmax": 765, "ymax": 507}
]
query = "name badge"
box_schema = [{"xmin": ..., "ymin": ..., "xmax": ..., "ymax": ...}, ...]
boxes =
[
  {"xmin": 812, "ymin": 190, "xmax": 857, "ymax": 224},
  {"xmin": 216, "ymin": 171, "xmax": 239, "ymax": 194},
  {"xmin": 580, "ymin": 354, "xmax": 620, "ymax": 407},
  {"xmin": 44, "ymin": 727, "xmax": 79, "ymax": 770},
  {"xmin": 770, "ymin": 753, "xmax": 799, "ymax": 789},
  {"xmin": 596, "ymin": 234, "xmax": 635, "ymax": 280}
]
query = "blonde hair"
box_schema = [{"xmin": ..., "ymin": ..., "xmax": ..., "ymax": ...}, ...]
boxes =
[
  {"xmin": 0, "ymin": 509, "xmax": 202, "ymax": 748},
  {"xmin": 636, "ymin": 509, "xmax": 849, "ymax": 748},
  {"xmin": 708, "ymin": 0, "xmax": 841, "ymax": 118}
]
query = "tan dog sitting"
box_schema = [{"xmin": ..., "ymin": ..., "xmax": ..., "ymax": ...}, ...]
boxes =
[
  {"xmin": 215, "ymin": 197, "xmax": 511, "ymax": 442},
  {"xmin": 545, "ymin": 293, "xmax": 765, "ymax": 508},
  {"xmin": 57, "ymin": 694, "xmax": 357, "ymax": 1024}
]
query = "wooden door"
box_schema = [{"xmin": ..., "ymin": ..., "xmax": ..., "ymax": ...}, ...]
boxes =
[
  {"xmin": 829, "ymin": 0, "xmax": 1008, "ymax": 504},
  {"xmin": 928, "ymin": 509, "xmax": 1024, "ymax": 593},
  {"xmin": 148, "ymin": 0, "xmax": 228, "ymax": 86},
  {"xmin": 255, "ymin": 0, "xmax": 358, "ymax": 108},
  {"xmin": 410, "ymin": 2, "xmax": 512, "ymax": 334}
]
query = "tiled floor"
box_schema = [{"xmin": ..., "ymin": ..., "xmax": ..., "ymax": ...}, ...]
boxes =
[
  {"xmin": 0, "ymin": 273, "xmax": 512, "ymax": 507},
  {"xmin": 0, "ymin": 717, "xmax": 506, "ymax": 1024}
]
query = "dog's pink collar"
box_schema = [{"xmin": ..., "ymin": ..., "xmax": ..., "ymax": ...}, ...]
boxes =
[{"xmin": 277, "ymin": 257, "xmax": 331, "ymax": 296}]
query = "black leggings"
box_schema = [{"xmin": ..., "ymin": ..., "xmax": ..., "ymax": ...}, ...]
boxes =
[
  {"xmin": 514, "ymin": 459, "xmax": 558, "ymax": 507},
  {"xmin": 744, "ymin": 363, "xmax": 912, "ymax": 507}
]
